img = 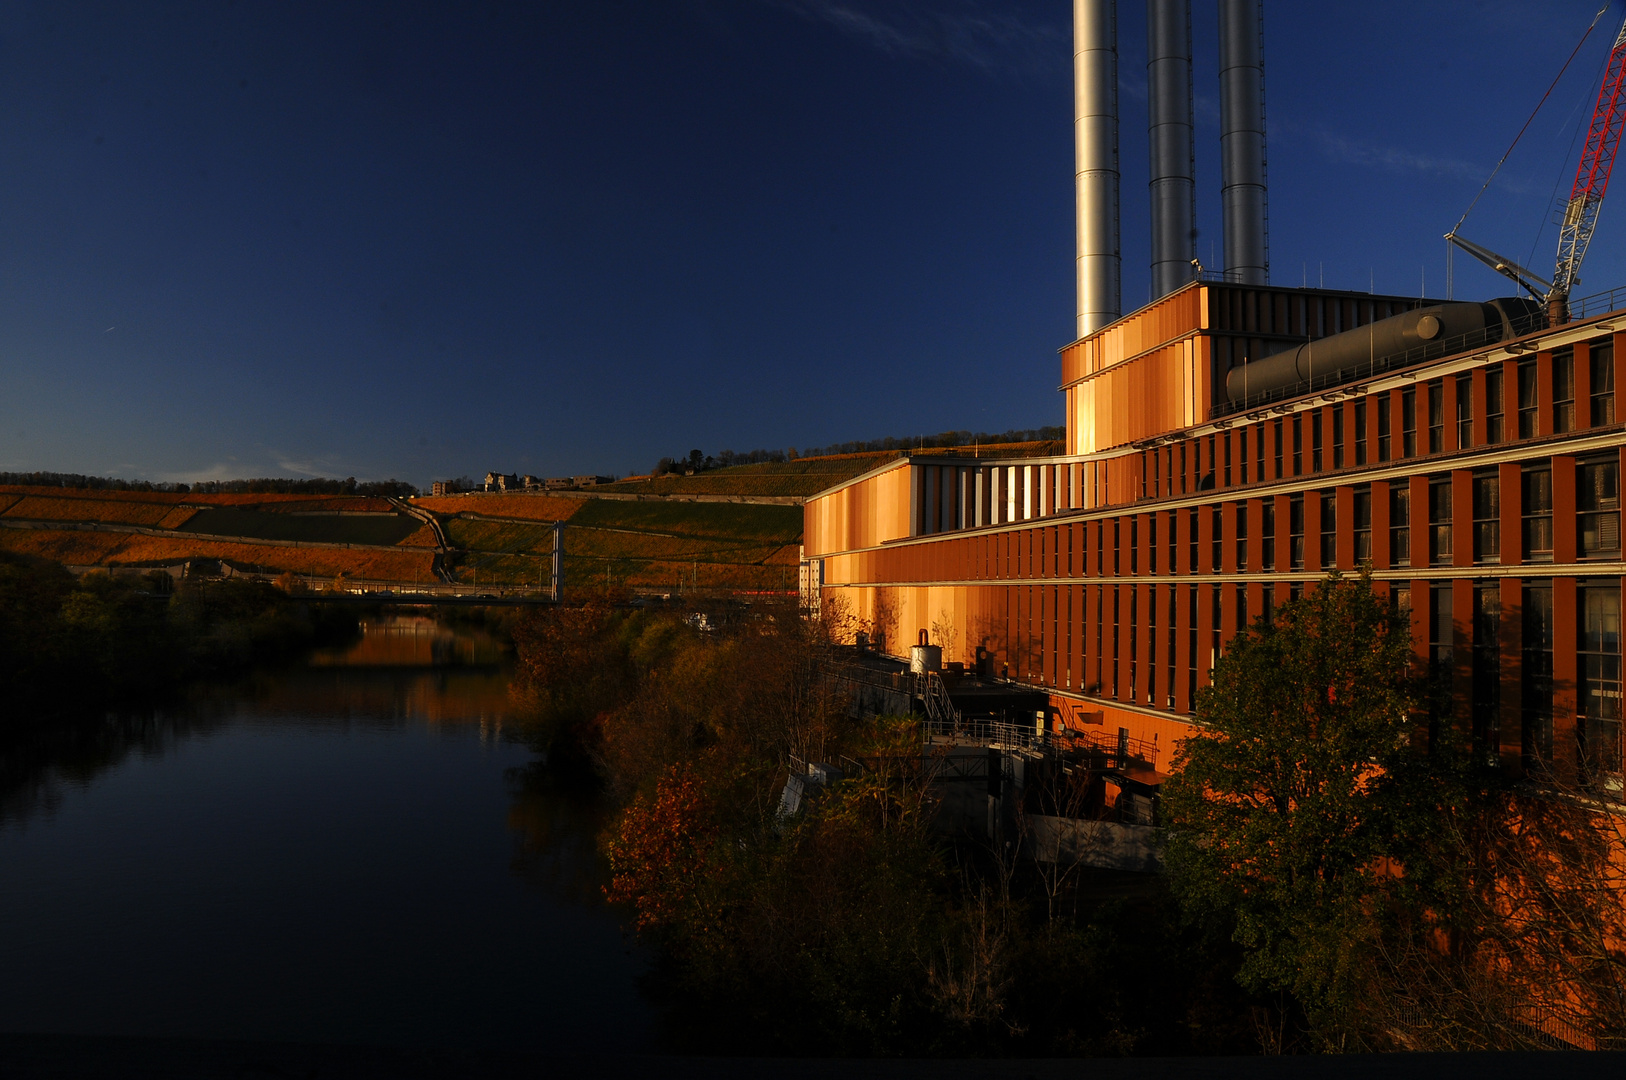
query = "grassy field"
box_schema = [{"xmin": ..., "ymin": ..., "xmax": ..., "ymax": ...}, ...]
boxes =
[
  {"xmin": 568, "ymin": 498, "xmax": 802, "ymax": 540},
  {"xmin": 177, "ymin": 508, "xmax": 420, "ymax": 545}
]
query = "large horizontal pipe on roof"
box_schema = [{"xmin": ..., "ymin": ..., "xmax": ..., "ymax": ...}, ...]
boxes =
[{"xmin": 1223, "ymin": 297, "xmax": 1543, "ymax": 403}]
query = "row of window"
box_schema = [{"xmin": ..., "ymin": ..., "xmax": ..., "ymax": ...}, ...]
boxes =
[
  {"xmin": 1011, "ymin": 579, "xmax": 1621, "ymax": 795},
  {"xmin": 1143, "ymin": 339, "xmax": 1616, "ymax": 498},
  {"xmin": 954, "ymin": 455, "xmax": 1621, "ymax": 582}
]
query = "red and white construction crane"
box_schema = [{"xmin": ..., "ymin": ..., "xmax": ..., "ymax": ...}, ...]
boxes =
[{"xmin": 1449, "ymin": 11, "xmax": 1626, "ymax": 324}]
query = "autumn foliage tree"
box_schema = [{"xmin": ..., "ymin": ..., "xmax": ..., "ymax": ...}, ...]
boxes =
[{"xmin": 1162, "ymin": 572, "xmax": 1422, "ymax": 1032}]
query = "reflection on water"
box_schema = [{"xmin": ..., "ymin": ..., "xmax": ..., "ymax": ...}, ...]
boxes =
[
  {"xmin": 0, "ymin": 617, "xmax": 651, "ymax": 1052},
  {"xmin": 310, "ymin": 615, "xmax": 507, "ymax": 668}
]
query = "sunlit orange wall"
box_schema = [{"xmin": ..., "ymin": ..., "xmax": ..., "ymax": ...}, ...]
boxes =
[
  {"xmin": 1059, "ymin": 284, "xmax": 1205, "ymax": 387},
  {"xmin": 1066, "ymin": 337, "xmax": 1209, "ymax": 455},
  {"xmin": 803, "ymin": 463, "xmax": 913, "ymax": 558}
]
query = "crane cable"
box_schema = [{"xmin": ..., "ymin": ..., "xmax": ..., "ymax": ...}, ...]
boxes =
[{"xmin": 1451, "ymin": 2, "xmax": 1612, "ymax": 238}]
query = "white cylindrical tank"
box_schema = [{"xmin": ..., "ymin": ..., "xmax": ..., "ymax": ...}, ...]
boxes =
[{"xmin": 910, "ymin": 644, "xmax": 943, "ymax": 674}]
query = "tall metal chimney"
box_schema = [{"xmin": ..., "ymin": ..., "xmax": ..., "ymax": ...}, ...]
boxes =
[
  {"xmin": 1218, "ymin": 0, "xmax": 1268, "ymax": 284},
  {"xmin": 1147, "ymin": 0, "xmax": 1195, "ymax": 300},
  {"xmin": 1075, "ymin": 0, "xmax": 1120, "ymax": 338}
]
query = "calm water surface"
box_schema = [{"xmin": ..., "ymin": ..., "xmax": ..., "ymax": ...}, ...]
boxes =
[{"xmin": 0, "ymin": 616, "xmax": 653, "ymax": 1053}]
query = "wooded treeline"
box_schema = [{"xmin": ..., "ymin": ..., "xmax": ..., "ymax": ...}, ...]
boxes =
[
  {"xmin": 511, "ymin": 578, "xmax": 1626, "ymax": 1056},
  {"xmin": 0, "ymin": 551, "xmax": 357, "ymax": 732}
]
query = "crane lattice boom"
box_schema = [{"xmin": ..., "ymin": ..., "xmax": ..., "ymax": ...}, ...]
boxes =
[{"xmin": 1552, "ymin": 16, "xmax": 1626, "ymax": 313}]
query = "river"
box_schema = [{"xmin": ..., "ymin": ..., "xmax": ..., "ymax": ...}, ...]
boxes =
[{"xmin": 0, "ymin": 615, "xmax": 654, "ymax": 1054}]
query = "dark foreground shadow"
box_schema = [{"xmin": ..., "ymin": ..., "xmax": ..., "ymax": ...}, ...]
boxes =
[{"xmin": 2, "ymin": 1034, "xmax": 1623, "ymax": 1080}]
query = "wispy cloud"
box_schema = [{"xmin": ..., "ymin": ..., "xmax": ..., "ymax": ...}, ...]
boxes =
[
  {"xmin": 1313, "ymin": 131, "xmax": 1489, "ymax": 182},
  {"xmin": 762, "ymin": 0, "xmax": 1066, "ymax": 77}
]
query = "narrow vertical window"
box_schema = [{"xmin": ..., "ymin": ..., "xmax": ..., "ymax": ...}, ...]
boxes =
[
  {"xmin": 1580, "ymin": 457, "xmax": 1621, "ymax": 560},
  {"xmin": 1211, "ymin": 505, "xmax": 1223, "ymax": 571},
  {"xmin": 1353, "ymin": 486, "xmax": 1372, "ymax": 564},
  {"xmin": 1427, "ymin": 379, "xmax": 1444, "ymax": 453},
  {"xmin": 1590, "ymin": 339, "xmax": 1615, "ymax": 427},
  {"xmin": 1517, "ymin": 359, "xmax": 1538, "ymax": 438},
  {"xmin": 1187, "ymin": 587, "xmax": 1198, "ymax": 708},
  {"xmin": 1261, "ymin": 500, "xmax": 1276, "ymax": 570},
  {"xmin": 1402, "ymin": 388, "xmax": 1418, "ymax": 457},
  {"xmin": 1110, "ymin": 586, "xmax": 1120, "ymax": 698},
  {"xmin": 1189, "ymin": 507, "xmax": 1199, "ymax": 574},
  {"xmin": 1320, "ymin": 490, "xmax": 1338, "ymax": 568},
  {"xmin": 1210, "ymin": 583, "xmax": 1222, "ymax": 670},
  {"xmin": 1579, "ymin": 584, "xmax": 1622, "ymax": 796},
  {"xmin": 1273, "ymin": 419, "xmax": 1284, "ymax": 476},
  {"xmin": 1255, "ymin": 423, "xmax": 1266, "ymax": 482},
  {"xmin": 1236, "ymin": 503, "xmax": 1249, "ymax": 571},
  {"xmin": 1486, "ymin": 366, "xmax": 1505, "ymax": 444},
  {"xmin": 1167, "ymin": 586, "xmax": 1178, "ymax": 711},
  {"xmin": 1289, "ymin": 495, "xmax": 1305, "ymax": 569},
  {"xmin": 1523, "ymin": 466, "xmax": 1553, "ymax": 563},
  {"xmin": 1146, "ymin": 585, "xmax": 1157, "ymax": 706},
  {"xmin": 1428, "ymin": 476, "xmax": 1453, "ymax": 566},
  {"xmin": 1332, "ymin": 407, "xmax": 1345, "ymax": 469},
  {"xmin": 1554, "ymin": 347, "xmax": 1576, "ymax": 434},
  {"xmin": 1456, "ymin": 372, "xmax": 1473, "ymax": 449},
  {"xmin": 1390, "ymin": 481, "xmax": 1411, "ymax": 568},
  {"xmin": 1312, "ymin": 411, "xmax": 1324, "ymax": 472},
  {"xmin": 1472, "ymin": 470, "xmax": 1500, "ymax": 564},
  {"xmin": 1429, "ymin": 582, "xmax": 1454, "ymax": 735},
  {"xmin": 1148, "ymin": 514, "xmax": 1158, "ymax": 574},
  {"xmin": 1292, "ymin": 415, "xmax": 1303, "ymax": 476},
  {"xmin": 1523, "ymin": 582, "xmax": 1554, "ymax": 770},
  {"xmin": 1473, "ymin": 583, "xmax": 1501, "ymax": 763},
  {"xmin": 1354, "ymin": 400, "xmax": 1367, "ymax": 465},
  {"xmin": 1377, "ymin": 395, "xmax": 1392, "ymax": 462}
]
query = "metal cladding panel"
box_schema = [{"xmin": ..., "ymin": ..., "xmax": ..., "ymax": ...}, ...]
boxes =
[
  {"xmin": 1062, "ymin": 284, "xmax": 1204, "ymax": 388},
  {"xmin": 803, "ymin": 464, "xmax": 913, "ymax": 559},
  {"xmin": 1217, "ymin": 0, "xmax": 1268, "ymax": 284},
  {"xmin": 1069, "ymin": 338, "xmax": 1208, "ymax": 455},
  {"xmin": 1075, "ymin": 0, "xmax": 1121, "ymax": 338}
]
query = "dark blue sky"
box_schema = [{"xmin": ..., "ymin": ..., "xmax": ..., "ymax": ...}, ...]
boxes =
[{"xmin": 2, "ymin": 1, "xmax": 1621, "ymax": 486}]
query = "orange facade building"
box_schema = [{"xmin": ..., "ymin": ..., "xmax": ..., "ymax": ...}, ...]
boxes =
[{"xmin": 803, "ymin": 280, "xmax": 1625, "ymax": 794}]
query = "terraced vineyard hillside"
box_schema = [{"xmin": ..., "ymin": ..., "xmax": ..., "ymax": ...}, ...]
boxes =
[
  {"xmin": 441, "ymin": 499, "xmax": 803, "ymax": 593},
  {"xmin": 0, "ymin": 486, "xmax": 435, "ymax": 583},
  {"xmin": 0, "ymin": 441, "xmax": 1061, "ymax": 593}
]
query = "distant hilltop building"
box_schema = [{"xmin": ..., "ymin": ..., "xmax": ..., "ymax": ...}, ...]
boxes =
[{"xmin": 465, "ymin": 472, "xmax": 615, "ymax": 493}]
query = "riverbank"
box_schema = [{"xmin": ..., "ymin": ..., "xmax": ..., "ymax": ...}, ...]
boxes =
[{"xmin": 0, "ymin": 551, "xmax": 360, "ymax": 732}]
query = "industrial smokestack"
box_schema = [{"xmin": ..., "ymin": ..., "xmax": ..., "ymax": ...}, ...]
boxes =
[
  {"xmin": 1075, "ymin": 0, "xmax": 1120, "ymax": 338},
  {"xmin": 1218, "ymin": 0, "xmax": 1268, "ymax": 284},
  {"xmin": 1147, "ymin": 0, "xmax": 1195, "ymax": 300}
]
